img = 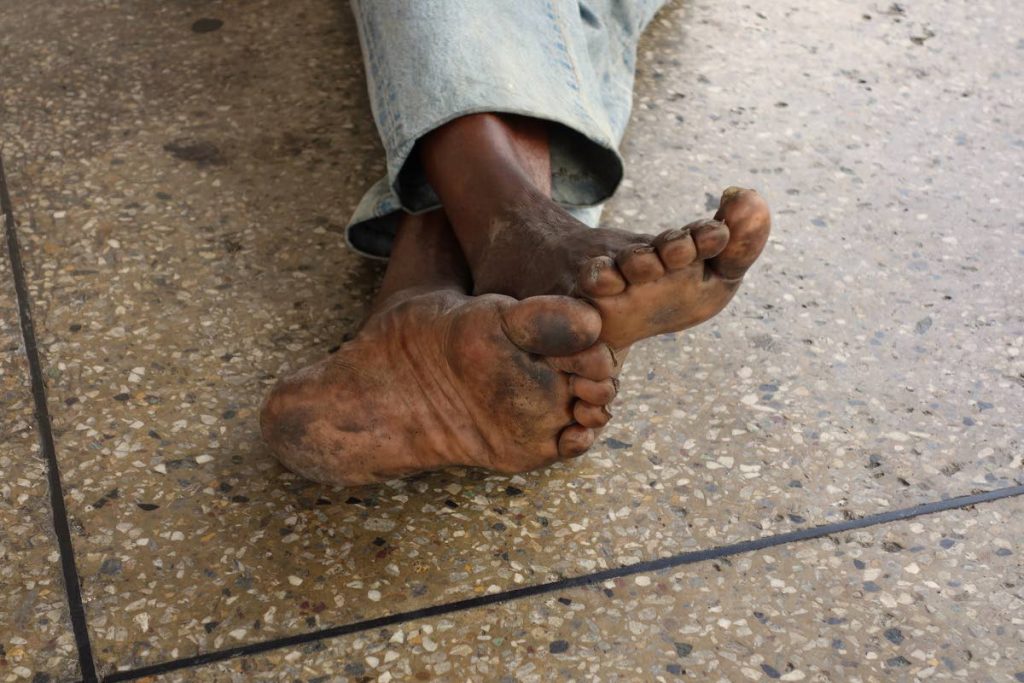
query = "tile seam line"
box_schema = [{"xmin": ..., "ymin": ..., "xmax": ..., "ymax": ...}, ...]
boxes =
[
  {"xmin": 101, "ymin": 484, "xmax": 1024, "ymax": 682},
  {"xmin": 0, "ymin": 153, "xmax": 100, "ymax": 683}
]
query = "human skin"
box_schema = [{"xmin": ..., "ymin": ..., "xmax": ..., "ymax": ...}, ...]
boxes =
[{"xmin": 419, "ymin": 113, "xmax": 771, "ymax": 351}]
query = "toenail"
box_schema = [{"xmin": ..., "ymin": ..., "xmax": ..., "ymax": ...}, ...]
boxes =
[
  {"xmin": 632, "ymin": 246, "xmax": 656, "ymax": 255},
  {"xmin": 661, "ymin": 228, "xmax": 688, "ymax": 241},
  {"xmin": 611, "ymin": 377, "xmax": 620, "ymax": 393},
  {"xmin": 721, "ymin": 186, "xmax": 744, "ymax": 202}
]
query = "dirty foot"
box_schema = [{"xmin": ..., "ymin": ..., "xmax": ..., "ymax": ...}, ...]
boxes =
[
  {"xmin": 421, "ymin": 114, "xmax": 770, "ymax": 350},
  {"xmin": 572, "ymin": 187, "xmax": 771, "ymax": 349},
  {"xmin": 260, "ymin": 291, "xmax": 621, "ymax": 487},
  {"xmin": 470, "ymin": 186, "xmax": 771, "ymax": 350}
]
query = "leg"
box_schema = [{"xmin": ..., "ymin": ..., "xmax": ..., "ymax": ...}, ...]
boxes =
[
  {"xmin": 420, "ymin": 113, "xmax": 772, "ymax": 351},
  {"xmin": 343, "ymin": 0, "xmax": 627, "ymax": 258},
  {"xmin": 363, "ymin": 205, "xmax": 472, "ymax": 316},
  {"xmin": 343, "ymin": 0, "xmax": 770, "ymax": 340},
  {"xmin": 260, "ymin": 210, "xmax": 621, "ymax": 486}
]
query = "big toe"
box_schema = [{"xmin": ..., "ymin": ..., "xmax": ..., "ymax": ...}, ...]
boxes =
[
  {"xmin": 709, "ymin": 187, "xmax": 771, "ymax": 280},
  {"xmin": 501, "ymin": 295, "xmax": 602, "ymax": 356}
]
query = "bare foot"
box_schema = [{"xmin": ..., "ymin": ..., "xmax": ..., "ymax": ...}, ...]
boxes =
[
  {"xmin": 421, "ymin": 114, "xmax": 772, "ymax": 350},
  {"xmin": 569, "ymin": 187, "xmax": 771, "ymax": 349},
  {"xmin": 260, "ymin": 290, "xmax": 620, "ymax": 487}
]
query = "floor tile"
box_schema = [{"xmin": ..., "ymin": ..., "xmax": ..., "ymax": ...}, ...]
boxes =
[
  {"xmin": 0, "ymin": 0, "xmax": 1020, "ymax": 676},
  {"xmin": 158, "ymin": 496, "xmax": 1024, "ymax": 682},
  {"xmin": 0, "ymin": 221, "xmax": 79, "ymax": 680},
  {"xmin": 608, "ymin": 0, "xmax": 1024, "ymax": 513}
]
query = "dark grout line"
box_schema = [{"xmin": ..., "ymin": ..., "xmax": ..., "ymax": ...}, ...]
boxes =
[
  {"xmin": 0, "ymin": 154, "xmax": 100, "ymax": 683},
  {"xmin": 103, "ymin": 484, "xmax": 1024, "ymax": 682}
]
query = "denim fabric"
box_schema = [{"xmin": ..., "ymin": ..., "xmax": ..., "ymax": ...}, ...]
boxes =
[{"xmin": 346, "ymin": 0, "xmax": 668, "ymax": 258}]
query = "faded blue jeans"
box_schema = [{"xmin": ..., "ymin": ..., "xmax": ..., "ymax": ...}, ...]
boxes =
[{"xmin": 346, "ymin": 0, "xmax": 668, "ymax": 258}]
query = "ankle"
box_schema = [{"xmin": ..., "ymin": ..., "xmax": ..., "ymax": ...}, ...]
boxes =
[{"xmin": 423, "ymin": 126, "xmax": 535, "ymax": 207}]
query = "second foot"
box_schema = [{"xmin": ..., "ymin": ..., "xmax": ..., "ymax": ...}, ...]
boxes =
[
  {"xmin": 472, "ymin": 187, "xmax": 771, "ymax": 350},
  {"xmin": 259, "ymin": 290, "xmax": 622, "ymax": 487},
  {"xmin": 575, "ymin": 187, "xmax": 772, "ymax": 349}
]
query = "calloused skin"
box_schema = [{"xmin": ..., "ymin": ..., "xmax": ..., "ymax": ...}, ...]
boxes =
[{"xmin": 260, "ymin": 114, "xmax": 771, "ymax": 486}]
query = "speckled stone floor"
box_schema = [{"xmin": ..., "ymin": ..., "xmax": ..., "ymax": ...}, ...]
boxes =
[{"xmin": 1, "ymin": 0, "xmax": 1021, "ymax": 681}]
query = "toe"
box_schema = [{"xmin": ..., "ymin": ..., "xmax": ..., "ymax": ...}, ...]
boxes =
[
  {"xmin": 652, "ymin": 228, "xmax": 697, "ymax": 270},
  {"xmin": 548, "ymin": 342, "xmax": 619, "ymax": 381},
  {"xmin": 710, "ymin": 187, "xmax": 771, "ymax": 280},
  {"xmin": 687, "ymin": 219, "xmax": 730, "ymax": 260},
  {"xmin": 576, "ymin": 256, "xmax": 627, "ymax": 298},
  {"xmin": 501, "ymin": 295, "xmax": 602, "ymax": 356},
  {"xmin": 558, "ymin": 424, "xmax": 596, "ymax": 459},
  {"xmin": 570, "ymin": 376, "xmax": 618, "ymax": 405},
  {"xmin": 615, "ymin": 244, "xmax": 666, "ymax": 285},
  {"xmin": 573, "ymin": 400, "xmax": 612, "ymax": 428}
]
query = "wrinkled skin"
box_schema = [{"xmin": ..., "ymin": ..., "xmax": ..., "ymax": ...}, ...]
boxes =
[{"xmin": 260, "ymin": 291, "xmax": 621, "ymax": 486}]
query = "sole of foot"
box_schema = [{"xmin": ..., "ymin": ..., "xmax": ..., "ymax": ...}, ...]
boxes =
[
  {"xmin": 575, "ymin": 187, "xmax": 771, "ymax": 349},
  {"xmin": 259, "ymin": 291, "xmax": 622, "ymax": 486}
]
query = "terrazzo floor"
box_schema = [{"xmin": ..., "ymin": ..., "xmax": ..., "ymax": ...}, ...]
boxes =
[{"xmin": 1, "ymin": 0, "xmax": 1021, "ymax": 681}]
